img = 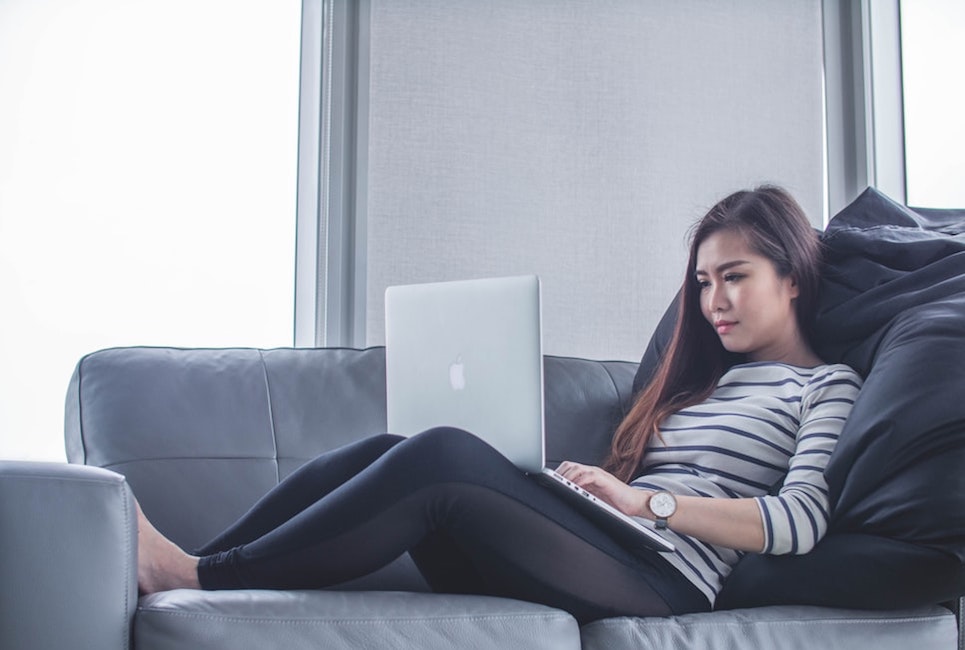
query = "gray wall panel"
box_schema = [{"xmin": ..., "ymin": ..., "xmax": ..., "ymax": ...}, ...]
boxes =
[{"xmin": 363, "ymin": 0, "xmax": 824, "ymax": 361}]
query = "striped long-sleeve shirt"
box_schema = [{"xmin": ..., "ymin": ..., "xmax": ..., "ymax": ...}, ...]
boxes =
[{"xmin": 630, "ymin": 361, "xmax": 863, "ymax": 605}]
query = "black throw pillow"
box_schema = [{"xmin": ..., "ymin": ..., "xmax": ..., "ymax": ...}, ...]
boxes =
[{"xmin": 717, "ymin": 533, "xmax": 965, "ymax": 610}]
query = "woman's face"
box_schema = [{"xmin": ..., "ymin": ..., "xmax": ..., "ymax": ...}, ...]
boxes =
[{"xmin": 694, "ymin": 229, "xmax": 803, "ymax": 364}]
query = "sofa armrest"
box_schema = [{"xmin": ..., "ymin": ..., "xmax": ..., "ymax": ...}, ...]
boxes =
[
  {"xmin": 952, "ymin": 597, "xmax": 965, "ymax": 650},
  {"xmin": 0, "ymin": 461, "xmax": 136, "ymax": 650}
]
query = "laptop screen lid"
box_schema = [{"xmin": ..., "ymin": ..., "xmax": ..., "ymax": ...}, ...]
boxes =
[{"xmin": 385, "ymin": 275, "xmax": 545, "ymax": 473}]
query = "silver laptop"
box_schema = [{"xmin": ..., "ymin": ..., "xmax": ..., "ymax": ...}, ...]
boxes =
[{"xmin": 385, "ymin": 275, "xmax": 674, "ymax": 554}]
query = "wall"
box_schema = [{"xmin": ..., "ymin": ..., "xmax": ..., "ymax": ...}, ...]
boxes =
[{"xmin": 360, "ymin": 0, "xmax": 825, "ymax": 361}]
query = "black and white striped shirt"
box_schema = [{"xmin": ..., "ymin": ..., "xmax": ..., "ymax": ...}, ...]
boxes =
[{"xmin": 630, "ymin": 361, "xmax": 863, "ymax": 604}]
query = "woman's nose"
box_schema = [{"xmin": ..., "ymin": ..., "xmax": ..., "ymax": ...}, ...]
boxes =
[{"xmin": 707, "ymin": 284, "xmax": 728, "ymax": 313}]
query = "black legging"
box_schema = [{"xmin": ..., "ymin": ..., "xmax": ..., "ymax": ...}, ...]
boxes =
[{"xmin": 195, "ymin": 427, "xmax": 709, "ymax": 623}]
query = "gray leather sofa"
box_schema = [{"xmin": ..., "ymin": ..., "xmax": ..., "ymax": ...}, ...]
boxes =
[{"xmin": 0, "ymin": 346, "xmax": 958, "ymax": 649}]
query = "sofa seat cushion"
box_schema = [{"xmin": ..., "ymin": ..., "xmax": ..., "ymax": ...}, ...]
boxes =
[
  {"xmin": 579, "ymin": 605, "xmax": 957, "ymax": 650},
  {"xmin": 135, "ymin": 589, "xmax": 580, "ymax": 650}
]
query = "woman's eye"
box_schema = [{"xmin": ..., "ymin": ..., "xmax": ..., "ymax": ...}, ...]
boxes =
[
  {"xmin": 697, "ymin": 279, "xmax": 711, "ymax": 290},
  {"xmin": 724, "ymin": 273, "xmax": 743, "ymax": 283}
]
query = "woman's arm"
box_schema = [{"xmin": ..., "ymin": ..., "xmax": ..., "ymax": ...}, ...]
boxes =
[
  {"xmin": 752, "ymin": 365, "xmax": 862, "ymax": 554},
  {"xmin": 559, "ymin": 365, "xmax": 863, "ymax": 556},
  {"xmin": 556, "ymin": 462, "xmax": 765, "ymax": 552}
]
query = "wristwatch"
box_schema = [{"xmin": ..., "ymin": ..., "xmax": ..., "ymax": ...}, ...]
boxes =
[{"xmin": 649, "ymin": 491, "xmax": 677, "ymax": 530}]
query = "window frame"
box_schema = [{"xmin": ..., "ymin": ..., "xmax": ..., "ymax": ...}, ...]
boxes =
[
  {"xmin": 822, "ymin": 0, "xmax": 906, "ymax": 218},
  {"xmin": 295, "ymin": 0, "xmax": 369, "ymax": 348}
]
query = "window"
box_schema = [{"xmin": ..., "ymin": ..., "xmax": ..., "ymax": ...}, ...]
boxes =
[
  {"xmin": 900, "ymin": 0, "xmax": 965, "ymax": 208},
  {"xmin": 0, "ymin": 0, "xmax": 301, "ymax": 460}
]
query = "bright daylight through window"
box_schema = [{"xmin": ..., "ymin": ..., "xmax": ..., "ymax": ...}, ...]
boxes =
[
  {"xmin": 900, "ymin": 0, "xmax": 965, "ymax": 208},
  {"xmin": 0, "ymin": 0, "xmax": 301, "ymax": 460}
]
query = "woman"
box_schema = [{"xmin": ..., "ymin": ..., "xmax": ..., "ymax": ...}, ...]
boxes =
[{"xmin": 138, "ymin": 185, "xmax": 862, "ymax": 623}]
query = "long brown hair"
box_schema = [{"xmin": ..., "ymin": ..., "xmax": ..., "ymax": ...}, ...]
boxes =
[{"xmin": 605, "ymin": 185, "xmax": 822, "ymax": 482}]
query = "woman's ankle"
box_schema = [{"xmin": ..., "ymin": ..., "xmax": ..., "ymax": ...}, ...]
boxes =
[{"xmin": 136, "ymin": 501, "xmax": 201, "ymax": 593}]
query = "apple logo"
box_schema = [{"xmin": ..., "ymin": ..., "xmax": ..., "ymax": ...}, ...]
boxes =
[{"xmin": 448, "ymin": 355, "xmax": 467, "ymax": 391}]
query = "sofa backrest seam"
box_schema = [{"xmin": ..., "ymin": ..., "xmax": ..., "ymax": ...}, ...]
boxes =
[
  {"xmin": 76, "ymin": 354, "xmax": 89, "ymax": 465},
  {"xmin": 258, "ymin": 350, "xmax": 280, "ymax": 485}
]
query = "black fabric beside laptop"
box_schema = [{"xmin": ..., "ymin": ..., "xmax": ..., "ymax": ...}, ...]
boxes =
[{"xmin": 634, "ymin": 188, "xmax": 965, "ymax": 610}]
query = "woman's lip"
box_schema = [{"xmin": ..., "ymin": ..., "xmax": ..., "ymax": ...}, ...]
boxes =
[{"xmin": 715, "ymin": 321, "xmax": 737, "ymax": 334}]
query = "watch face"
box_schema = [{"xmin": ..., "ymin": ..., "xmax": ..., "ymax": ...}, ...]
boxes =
[{"xmin": 651, "ymin": 492, "xmax": 676, "ymax": 518}]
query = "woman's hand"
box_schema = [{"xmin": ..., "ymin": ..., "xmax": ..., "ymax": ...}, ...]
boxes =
[
  {"xmin": 555, "ymin": 461, "xmax": 651, "ymax": 518},
  {"xmin": 556, "ymin": 460, "xmax": 767, "ymax": 552}
]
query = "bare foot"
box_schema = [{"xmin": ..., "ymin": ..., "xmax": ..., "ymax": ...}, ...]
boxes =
[{"xmin": 136, "ymin": 501, "xmax": 201, "ymax": 594}]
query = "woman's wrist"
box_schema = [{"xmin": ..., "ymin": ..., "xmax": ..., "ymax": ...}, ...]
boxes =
[{"xmin": 634, "ymin": 489, "xmax": 655, "ymax": 518}]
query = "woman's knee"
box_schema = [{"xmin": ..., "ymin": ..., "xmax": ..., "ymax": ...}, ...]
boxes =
[
  {"xmin": 369, "ymin": 433, "xmax": 407, "ymax": 448},
  {"xmin": 409, "ymin": 426, "xmax": 484, "ymax": 453},
  {"xmin": 295, "ymin": 433, "xmax": 405, "ymax": 476},
  {"xmin": 400, "ymin": 427, "xmax": 509, "ymax": 476}
]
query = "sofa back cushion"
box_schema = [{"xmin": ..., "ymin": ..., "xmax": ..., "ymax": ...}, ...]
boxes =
[
  {"xmin": 65, "ymin": 347, "xmax": 389, "ymax": 550},
  {"xmin": 65, "ymin": 347, "xmax": 636, "ymax": 553}
]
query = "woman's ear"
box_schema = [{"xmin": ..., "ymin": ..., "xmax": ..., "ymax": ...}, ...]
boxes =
[{"xmin": 786, "ymin": 275, "xmax": 800, "ymax": 299}]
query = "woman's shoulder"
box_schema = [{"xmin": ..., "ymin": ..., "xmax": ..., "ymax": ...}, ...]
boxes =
[
  {"xmin": 804, "ymin": 362, "xmax": 863, "ymax": 387},
  {"xmin": 798, "ymin": 363, "xmax": 863, "ymax": 411},
  {"xmin": 723, "ymin": 362, "xmax": 862, "ymax": 416},
  {"xmin": 722, "ymin": 361, "xmax": 863, "ymax": 391}
]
